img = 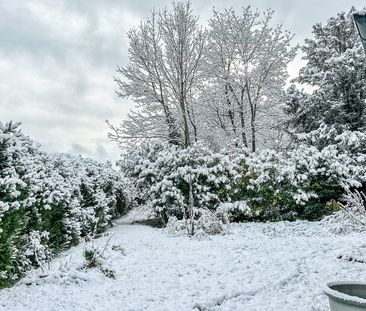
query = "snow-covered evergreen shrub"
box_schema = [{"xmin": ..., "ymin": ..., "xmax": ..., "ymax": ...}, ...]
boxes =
[
  {"xmin": 118, "ymin": 142, "xmax": 234, "ymax": 224},
  {"xmin": 0, "ymin": 121, "xmax": 40, "ymax": 286},
  {"xmin": 116, "ymin": 142, "xmax": 167, "ymax": 207},
  {"xmin": 120, "ymin": 139, "xmax": 366, "ymax": 224},
  {"xmin": 0, "ymin": 121, "xmax": 129, "ymax": 288},
  {"xmin": 216, "ymin": 201, "xmax": 252, "ymax": 223},
  {"xmin": 284, "ymin": 10, "xmax": 366, "ymax": 140},
  {"xmin": 231, "ymin": 138, "xmax": 366, "ymax": 220}
]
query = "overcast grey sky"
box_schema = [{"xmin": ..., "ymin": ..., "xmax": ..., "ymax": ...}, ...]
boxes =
[{"xmin": 0, "ymin": 0, "xmax": 364, "ymax": 162}]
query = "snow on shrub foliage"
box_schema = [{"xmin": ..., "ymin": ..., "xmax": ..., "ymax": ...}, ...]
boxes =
[
  {"xmin": 119, "ymin": 134, "xmax": 366, "ymax": 225},
  {"xmin": 166, "ymin": 210, "xmax": 227, "ymax": 237},
  {"xmin": 0, "ymin": 121, "xmax": 129, "ymax": 288},
  {"xmin": 239, "ymin": 142, "xmax": 366, "ymax": 220},
  {"xmin": 322, "ymin": 190, "xmax": 366, "ymax": 234},
  {"xmin": 118, "ymin": 142, "xmax": 234, "ymax": 223}
]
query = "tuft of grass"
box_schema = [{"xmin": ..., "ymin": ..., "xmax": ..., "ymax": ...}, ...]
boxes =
[{"xmin": 81, "ymin": 234, "xmax": 116, "ymax": 278}]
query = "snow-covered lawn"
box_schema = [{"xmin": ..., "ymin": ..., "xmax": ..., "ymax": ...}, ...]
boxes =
[{"xmin": 1, "ymin": 220, "xmax": 366, "ymax": 311}]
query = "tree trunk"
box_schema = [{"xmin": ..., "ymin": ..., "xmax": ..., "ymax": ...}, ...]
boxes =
[
  {"xmin": 225, "ymin": 84, "xmax": 237, "ymax": 137},
  {"xmin": 187, "ymin": 107, "xmax": 198, "ymax": 143},
  {"xmin": 187, "ymin": 176, "xmax": 194, "ymax": 236},
  {"xmin": 239, "ymin": 88, "xmax": 248, "ymax": 147},
  {"xmin": 182, "ymin": 105, "xmax": 190, "ymax": 148},
  {"xmin": 251, "ymin": 118, "xmax": 256, "ymax": 152},
  {"xmin": 245, "ymin": 81, "xmax": 256, "ymax": 152}
]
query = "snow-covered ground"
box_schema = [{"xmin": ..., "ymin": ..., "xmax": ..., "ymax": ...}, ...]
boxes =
[{"xmin": 1, "ymin": 220, "xmax": 366, "ymax": 311}]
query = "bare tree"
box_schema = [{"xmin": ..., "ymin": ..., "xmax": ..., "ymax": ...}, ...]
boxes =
[
  {"xmin": 203, "ymin": 7, "xmax": 297, "ymax": 151},
  {"xmin": 109, "ymin": 2, "xmax": 206, "ymax": 148},
  {"xmin": 109, "ymin": 4, "xmax": 296, "ymax": 152}
]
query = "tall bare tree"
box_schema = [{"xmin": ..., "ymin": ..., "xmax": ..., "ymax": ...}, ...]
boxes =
[
  {"xmin": 203, "ymin": 7, "xmax": 297, "ymax": 152},
  {"xmin": 109, "ymin": 2, "xmax": 206, "ymax": 148}
]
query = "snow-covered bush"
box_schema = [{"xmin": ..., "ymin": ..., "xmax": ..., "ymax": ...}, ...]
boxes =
[
  {"xmin": 120, "ymin": 137, "xmax": 366, "ymax": 225},
  {"xmin": 165, "ymin": 209, "xmax": 227, "ymax": 237},
  {"xmin": 0, "ymin": 121, "xmax": 129, "ymax": 288},
  {"xmin": 195, "ymin": 209, "xmax": 227, "ymax": 235},
  {"xmin": 165, "ymin": 216, "xmax": 188, "ymax": 236},
  {"xmin": 118, "ymin": 142, "xmax": 236, "ymax": 230},
  {"xmin": 228, "ymin": 136, "xmax": 366, "ymax": 221},
  {"xmin": 323, "ymin": 190, "xmax": 366, "ymax": 234},
  {"xmin": 216, "ymin": 201, "xmax": 252, "ymax": 223}
]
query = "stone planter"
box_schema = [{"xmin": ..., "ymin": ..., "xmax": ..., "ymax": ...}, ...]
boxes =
[{"xmin": 325, "ymin": 282, "xmax": 366, "ymax": 311}]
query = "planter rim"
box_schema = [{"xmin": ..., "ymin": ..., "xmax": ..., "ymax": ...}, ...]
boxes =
[{"xmin": 324, "ymin": 281, "xmax": 366, "ymax": 307}]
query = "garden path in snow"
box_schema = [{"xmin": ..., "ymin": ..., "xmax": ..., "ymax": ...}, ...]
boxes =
[{"xmin": 1, "ymin": 221, "xmax": 366, "ymax": 311}]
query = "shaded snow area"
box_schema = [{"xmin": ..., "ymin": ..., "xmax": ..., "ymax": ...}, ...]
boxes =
[
  {"xmin": 1, "ymin": 221, "xmax": 366, "ymax": 311},
  {"xmin": 118, "ymin": 205, "xmax": 157, "ymax": 224}
]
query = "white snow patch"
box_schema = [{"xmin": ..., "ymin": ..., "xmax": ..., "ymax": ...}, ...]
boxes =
[
  {"xmin": 117, "ymin": 205, "xmax": 157, "ymax": 224},
  {"xmin": 1, "ymin": 221, "xmax": 366, "ymax": 310}
]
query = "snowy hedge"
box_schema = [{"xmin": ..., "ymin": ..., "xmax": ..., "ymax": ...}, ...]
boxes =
[
  {"xmin": 119, "ymin": 138, "xmax": 366, "ymax": 223},
  {"xmin": 0, "ymin": 121, "xmax": 129, "ymax": 288},
  {"xmin": 239, "ymin": 148, "xmax": 363, "ymax": 221},
  {"xmin": 227, "ymin": 127, "xmax": 365, "ymax": 220}
]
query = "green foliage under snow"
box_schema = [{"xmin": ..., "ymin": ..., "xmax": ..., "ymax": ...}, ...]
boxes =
[
  {"xmin": 118, "ymin": 136, "xmax": 366, "ymax": 224},
  {"xmin": 0, "ymin": 121, "xmax": 129, "ymax": 288}
]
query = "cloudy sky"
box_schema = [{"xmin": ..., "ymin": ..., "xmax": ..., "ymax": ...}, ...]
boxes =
[{"xmin": 0, "ymin": 0, "xmax": 364, "ymax": 162}]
